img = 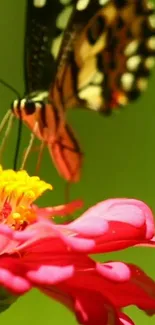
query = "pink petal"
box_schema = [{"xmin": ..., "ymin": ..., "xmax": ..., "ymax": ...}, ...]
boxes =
[
  {"xmin": 13, "ymin": 229, "xmax": 36, "ymax": 242},
  {"xmin": 18, "ymin": 220, "xmax": 96, "ymax": 253},
  {"xmin": 96, "ymin": 262, "xmax": 131, "ymax": 282},
  {"xmin": 67, "ymin": 217, "xmax": 109, "ymax": 236},
  {"xmin": 0, "ymin": 267, "xmax": 31, "ymax": 294},
  {"xmin": 27, "ymin": 265, "xmax": 74, "ymax": 284},
  {"xmin": 75, "ymin": 198, "xmax": 154, "ymax": 238},
  {"xmin": 0, "ymin": 225, "xmax": 20, "ymax": 254},
  {"xmin": 59, "ymin": 235, "xmax": 95, "ymax": 252}
]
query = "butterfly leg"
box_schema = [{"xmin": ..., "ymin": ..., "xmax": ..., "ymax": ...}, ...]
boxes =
[
  {"xmin": 0, "ymin": 110, "xmax": 12, "ymax": 133},
  {"xmin": 36, "ymin": 141, "xmax": 46, "ymax": 174},
  {"xmin": 20, "ymin": 120, "xmax": 39, "ymax": 170}
]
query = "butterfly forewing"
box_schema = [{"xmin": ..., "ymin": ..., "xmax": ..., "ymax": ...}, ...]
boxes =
[
  {"xmin": 52, "ymin": 0, "xmax": 155, "ymax": 114},
  {"xmin": 25, "ymin": 0, "xmax": 75, "ymax": 93}
]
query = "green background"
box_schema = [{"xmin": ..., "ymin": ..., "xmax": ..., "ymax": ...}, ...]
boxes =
[{"xmin": 0, "ymin": 0, "xmax": 155, "ymax": 324}]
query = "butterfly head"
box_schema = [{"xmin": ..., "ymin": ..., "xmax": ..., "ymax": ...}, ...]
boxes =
[{"xmin": 11, "ymin": 91, "xmax": 49, "ymax": 121}]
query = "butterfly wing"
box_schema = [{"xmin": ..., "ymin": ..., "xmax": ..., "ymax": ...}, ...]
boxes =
[
  {"xmin": 48, "ymin": 123, "xmax": 83, "ymax": 182},
  {"xmin": 24, "ymin": 0, "xmax": 75, "ymax": 93},
  {"xmin": 51, "ymin": 0, "xmax": 155, "ymax": 114}
]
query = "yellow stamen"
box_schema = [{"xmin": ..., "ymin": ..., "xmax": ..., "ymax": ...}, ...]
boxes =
[{"xmin": 0, "ymin": 165, "xmax": 52, "ymax": 230}]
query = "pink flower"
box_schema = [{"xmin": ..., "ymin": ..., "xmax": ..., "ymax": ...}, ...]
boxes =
[{"xmin": 0, "ymin": 166, "xmax": 155, "ymax": 324}]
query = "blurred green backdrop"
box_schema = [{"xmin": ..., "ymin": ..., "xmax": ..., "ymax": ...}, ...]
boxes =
[{"xmin": 0, "ymin": 0, "xmax": 155, "ymax": 324}]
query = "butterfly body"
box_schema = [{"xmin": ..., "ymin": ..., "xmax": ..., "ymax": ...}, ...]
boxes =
[
  {"xmin": 12, "ymin": 90, "xmax": 83, "ymax": 182},
  {"xmin": 11, "ymin": 0, "xmax": 155, "ymax": 181}
]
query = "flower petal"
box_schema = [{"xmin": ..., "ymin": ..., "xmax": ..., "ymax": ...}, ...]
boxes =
[
  {"xmin": 97, "ymin": 262, "xmax": 131, "ymax": 282},
  {"xmin": 68, "ymin": 199, "xmax": 155, "ymax": 253},
  {"xmin": 119, "ymin": 312, "xmax": 135, "ymax": 325},
  {"xmin": 27, "ymin": 265, "xmax": 74, "ymax": 284},
  {"xmin": 0, "ymin": 267, "xmax": 31, "ymax": 294},
  {"xmin": 73, "ymin": 198, "xmax": 154, "ymax": 237},
  {"xmin": 67, "ymin": 216, "xmax": 109, "ymax": 236},
  {"xmin": 96, "ymin": 263, "xmax": 155, "ymax": 313},
  {"xmin": 42, "ymin": 285, "xmax": 122, "ymax": 325}
]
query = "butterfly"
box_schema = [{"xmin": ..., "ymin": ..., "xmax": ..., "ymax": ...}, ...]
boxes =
[{"xmin": 10, "ymin": 0, "xmax": 155, "ymax": 182}]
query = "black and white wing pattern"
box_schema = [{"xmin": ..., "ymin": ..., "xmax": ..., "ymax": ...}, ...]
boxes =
[{"xmin": 50, "ymin": 0, "xmax": 155, "ymax": 114}]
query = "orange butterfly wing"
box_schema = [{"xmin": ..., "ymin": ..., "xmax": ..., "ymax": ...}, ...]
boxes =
[{"xmin": 48, "ymin": 123, "xmax": 83, "ymax": 182}]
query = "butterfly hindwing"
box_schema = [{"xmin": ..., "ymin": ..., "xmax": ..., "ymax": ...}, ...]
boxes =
[
  {"xmin": 51, "ymin": 0, "xmax": 155, "ymax": 114},
  {"xmin": 48, "ymin": 123, "xmax": 83, "ymax": 182}
]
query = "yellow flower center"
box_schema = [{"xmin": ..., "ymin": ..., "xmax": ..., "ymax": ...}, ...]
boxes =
[{"xmin": 0, "ymin": 166, "xmax": 52, "ymax": 230}]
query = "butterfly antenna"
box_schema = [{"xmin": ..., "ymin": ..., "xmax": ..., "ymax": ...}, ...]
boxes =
[
  {"xmin": 0, "ymin": 79, "xmax": 20, "ymax": 98},
  {"xmin": 0, "ymin": 78, "xmax": 20, "ymax": 134}
]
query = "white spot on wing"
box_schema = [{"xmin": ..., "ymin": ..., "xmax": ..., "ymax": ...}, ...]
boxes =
[
  {"xmin": 78, "ymin": 57, "xmax": 97, "ymax": 89},
  {"xmin": 148, "ymin": 14, "xmax": 155, "ymax": 29},
  {"xmin": 56, "ymin": 6, "xmax": 73, "ymax": 29},
  {"xmin": 147, "ymin": 36, "xmax": 155, "ymax": 50},
  {"xmin": 121, "ymin": 73, "xmax": 134, "ymax": 91},
  {"xmin": 76, "ymin": 0, "xmax": 90, "ymax": 11},
  {"xmin": 99, "ymin": 0, "xmax": 109, "ymax": 5},
  {"xmin": 93, "ymin": 71, "xmax": 104, "ymax": 84},
  {"xmin": 79, "ymin": 85, "xmax": 102, "ymax": 110},
  {"xmin": 137, "ymin": 78, "xmax": 148, "ymax": 91},
  {"xmin": 124, "ymin": 40, "xmax": 139, "ymax": 56},
  {"xmin": 127, "ymin": 55, "xmax": 141, "ymax": 71},
  {"xmin": 33, "ymin": 0, "xmax": 46, "ymax": 8},
  {"xmin": 51, "ymin": 34, "xmax": 63, "ymax": 58},
  {"xmin": 144, "ymin": 56, "xmax": 155, "ymax": 69}
]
